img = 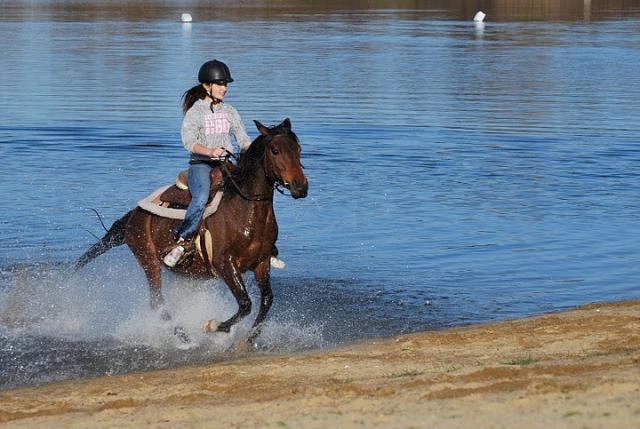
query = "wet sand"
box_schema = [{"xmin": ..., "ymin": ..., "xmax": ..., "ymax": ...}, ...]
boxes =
[{"xmin": 1, "ymin": 300, "xmax": 639, "ymax": 428}]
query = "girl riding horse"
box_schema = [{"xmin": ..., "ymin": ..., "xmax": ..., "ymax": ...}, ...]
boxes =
[
  {"xmin": 76, "ymin": 118, "xmax": 308, "ymax": 343},
  {"xmin": 164, "ymin": 59, "xmax": 250, "ymax": 267}
]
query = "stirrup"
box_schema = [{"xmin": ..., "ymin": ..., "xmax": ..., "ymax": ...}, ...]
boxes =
[{"xmin": 270, "ymin": 256, "xmax": 286, "ymax": 269}]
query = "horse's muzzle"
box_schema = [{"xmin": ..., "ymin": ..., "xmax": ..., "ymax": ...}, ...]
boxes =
[{"xmin": 289, "ymin": 177, "xmax": 308, "ymax": 199}]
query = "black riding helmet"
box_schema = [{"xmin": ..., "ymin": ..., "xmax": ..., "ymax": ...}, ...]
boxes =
[{"xmin": 198, "ymin": 60, "xmax": 234, "ymax": 84}]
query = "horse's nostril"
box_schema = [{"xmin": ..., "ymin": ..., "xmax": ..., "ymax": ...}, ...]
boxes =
[
  {"xmin": 294, "ymin": 178, "xmax": 308, "ymax": 190},
  {"xmin": 287, "ymin": 177, "xmax": 308, "ymax": 198}
]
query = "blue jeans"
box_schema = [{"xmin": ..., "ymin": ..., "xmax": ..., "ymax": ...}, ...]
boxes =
[{"xmin": 175, "ymin": 162, "xmax": 213, "ymax": 239}]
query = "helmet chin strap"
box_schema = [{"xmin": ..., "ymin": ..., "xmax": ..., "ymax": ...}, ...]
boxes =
[{"xmin": 207, "ymin": 88, "xmax": 222, "ymax": 112}]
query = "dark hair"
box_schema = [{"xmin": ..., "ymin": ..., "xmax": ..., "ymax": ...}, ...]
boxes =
[{"xmin": 181, "ymin": 84, "xmax": 208, "ymax": 114}]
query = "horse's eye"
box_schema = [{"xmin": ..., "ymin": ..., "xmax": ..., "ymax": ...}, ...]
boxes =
[{"xmin": 271, "ymin": 146, "xmax": 280, "ymax": 155}]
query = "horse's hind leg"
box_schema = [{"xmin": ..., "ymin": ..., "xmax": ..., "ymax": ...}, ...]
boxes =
[
  {"xmin": 124, "ymin": 211, "xmax": 191, "ymax": 344},
  {"xmin": 129, "ymin": 236, "xmax": 194, "ymax": 343},
  {"xmin": 140, "ymin": 260, "xmax": 167, "ymax": 314},
  {"xmin": 125, "ymin": 211, "xmax": 169, "ymax": 318},
  {"xmin": 247, "ymin": 259, "xmax": 273, "ymax": 344}
]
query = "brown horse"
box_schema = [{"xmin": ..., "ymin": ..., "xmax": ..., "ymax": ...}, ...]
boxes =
[{"xmin": 76, "ymin": 118, "xmax": 308, "ymax": 343}]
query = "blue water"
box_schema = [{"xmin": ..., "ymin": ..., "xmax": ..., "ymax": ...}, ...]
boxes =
[{"xmin": 1, "ymin": 1, "xmax": 639, "ymax": 388}]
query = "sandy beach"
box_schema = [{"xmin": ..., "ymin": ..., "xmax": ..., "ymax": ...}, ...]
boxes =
[{"xmin": 1, "ymin": 300, "xmax": 638, "ymax": 428}]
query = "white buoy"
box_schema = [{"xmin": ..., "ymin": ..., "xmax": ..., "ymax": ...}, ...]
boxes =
[
  {"xmin": 473, "ymin": 11, "xmax": 486, "ymax": 22},
  {"xmin": 181, "ymin": 13, "xmax": 193, "ymax": 23}
]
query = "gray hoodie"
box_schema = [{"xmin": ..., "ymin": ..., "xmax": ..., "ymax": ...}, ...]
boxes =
[{"xmin": 181, "ymin": 99, "xmax": 251, "ymax": 163}]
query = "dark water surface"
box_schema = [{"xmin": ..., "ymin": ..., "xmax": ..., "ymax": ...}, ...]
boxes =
[{"xmin": 1, "ymin": 1, "xmax": 639, "ymax": 388}]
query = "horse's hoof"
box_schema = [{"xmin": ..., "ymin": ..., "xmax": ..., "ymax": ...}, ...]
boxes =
[
  {"xmin": 174, "ymin": 326, "xmax": 191, "ymax": 344},
  {"xmin": 270, "ymin": 256, "xmax": 286, "ymax": 269},
  {"xmin": 232, "ymin": 339, "xmax": 251, "ymax": 354},
  {"xmin": 202, "ymin": 320, "xmax": 220, "ymax": 333},
  {"xmin": 160, "ymin": 308, "xmax": 172, "ymax": 322}
]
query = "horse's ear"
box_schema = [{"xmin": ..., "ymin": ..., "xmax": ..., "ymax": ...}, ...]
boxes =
[
  {"xmin": 254, "ymin": 120, "xmax": 271, "ymax": 136},
  {"xmin": 282, "ymin": 118, "xmax": 292, "ymax": 131}
]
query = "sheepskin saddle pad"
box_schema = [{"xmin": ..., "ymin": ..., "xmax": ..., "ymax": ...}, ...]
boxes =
[{"xmin": 137, "ymin": 167, "xmax": 227, "ymax": 220}]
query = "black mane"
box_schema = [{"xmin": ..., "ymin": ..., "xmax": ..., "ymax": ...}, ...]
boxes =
[{"xmin": 225, "ymin": 134, "xmax": 268, "ymax": 192}]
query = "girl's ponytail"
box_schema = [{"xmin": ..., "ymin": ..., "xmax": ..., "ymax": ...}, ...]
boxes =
[{"xmin": 181, "ymin": 84, "xmax": 207, "ymax": 114}]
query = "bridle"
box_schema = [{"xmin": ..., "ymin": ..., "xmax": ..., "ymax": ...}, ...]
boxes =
[{"xmin": 219, "ymin": 137, "xmax": 299, "ymax": 201}]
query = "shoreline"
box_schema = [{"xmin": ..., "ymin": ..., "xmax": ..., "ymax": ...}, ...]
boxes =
[{"xmin": 1, "ymin": 300, "xmax": 639, "ymax": 428}]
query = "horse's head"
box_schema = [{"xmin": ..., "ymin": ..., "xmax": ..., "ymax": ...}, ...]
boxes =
[{"xmin": 254, "ymin": 118, "xmax": 308, "ymax": 199}]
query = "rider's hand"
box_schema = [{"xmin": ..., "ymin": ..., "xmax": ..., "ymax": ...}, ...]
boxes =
[{"xmin": 209, "ymin": 147, "xmax": 226, "ymax": 158}]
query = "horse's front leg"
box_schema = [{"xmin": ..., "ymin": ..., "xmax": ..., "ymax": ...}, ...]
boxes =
[
  {"xmin": 205, "ymin": 261, "xmax": 252, "ymax": 333},
  {"xmin": 247, "ymin": 259, "xmax": 273, "ymax": 344}
]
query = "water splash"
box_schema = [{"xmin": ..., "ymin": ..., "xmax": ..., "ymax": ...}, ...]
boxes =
[{"xmin": 0, "ymin": 250, "xmax": 327, "ymax": 388}]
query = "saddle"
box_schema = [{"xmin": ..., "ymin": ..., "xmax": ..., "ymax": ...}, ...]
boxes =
[{"xmin": 152, "ymin": 163, "xmax": 232, "ymax": 210}]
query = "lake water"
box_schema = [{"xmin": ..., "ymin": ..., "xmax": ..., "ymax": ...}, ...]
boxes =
[{"xmin": 1, "ymin": 0, "xmax": 639, "ymax": 388}]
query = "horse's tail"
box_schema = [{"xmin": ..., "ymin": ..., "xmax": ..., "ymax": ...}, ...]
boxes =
[{"xmin": 75, "ymin": 210, "xmax": 134, "ymax": 270}]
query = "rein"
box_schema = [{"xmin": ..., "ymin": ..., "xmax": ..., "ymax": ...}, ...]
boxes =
[{"xmin": 219, "ymin": 161, "xmax": 274, "ymax": 202}]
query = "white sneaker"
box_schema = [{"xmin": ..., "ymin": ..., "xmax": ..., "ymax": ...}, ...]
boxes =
[
  {"xmin": 163, "ymin": 245, "xmax": 184, "ymax": 267},
  {"xmin": 270, "ymin": 256, "xmax": 286, "ymax": 269}
]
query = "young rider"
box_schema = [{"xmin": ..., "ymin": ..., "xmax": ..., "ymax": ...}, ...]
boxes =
[{"xmin": 163, "ymin": 59, "xmax": 251, "ymax": 267}]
